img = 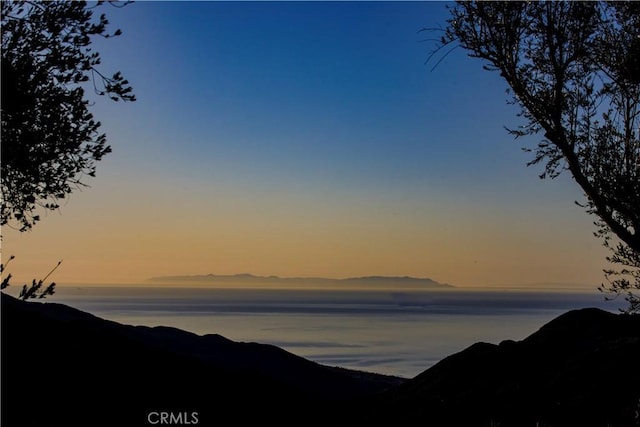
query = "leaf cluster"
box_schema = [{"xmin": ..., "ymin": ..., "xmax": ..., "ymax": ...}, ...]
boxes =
[
  {"xmin": 1, "ymin": 0, "xmax": 135, "ymax": 231},
  {"xmin": 1, "ymin": 255, "xmax": 58, "ymax": 300}
]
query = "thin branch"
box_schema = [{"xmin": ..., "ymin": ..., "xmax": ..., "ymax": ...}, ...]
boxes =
[
  {"xmin": 41, "ymin": 260, "xmax": 63, "ymax": 283},
  {"xmin": 424, "ymin": 38, "xmax": 459, "ymax": 72}
]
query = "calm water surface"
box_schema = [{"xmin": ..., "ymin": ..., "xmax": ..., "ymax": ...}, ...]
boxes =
[{"xmin": 45, "ymin": 285, "xmax": 622, "ymax": 378}]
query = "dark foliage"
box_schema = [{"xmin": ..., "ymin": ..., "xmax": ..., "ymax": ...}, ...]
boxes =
[
  {"xmin": 1, "ymin": 0, "xmax": 135, "ymax": 232},
  {"xmin": 431, "ymin": 1, "xmax": 640, "ymax": 312},
  {"xmin": 1, "ymin": 255, "xmax": 59, "ymax": 300}
]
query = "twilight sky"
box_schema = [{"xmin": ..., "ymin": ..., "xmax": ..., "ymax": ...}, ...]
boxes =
[{"xmin": 3, "ymin": 1, "xmax": 608, "ymax": 287}]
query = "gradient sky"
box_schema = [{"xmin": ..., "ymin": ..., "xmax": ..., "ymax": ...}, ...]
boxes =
[{"xmin": 2, "ymin": 1, "xmax": 609, "ymax": 287}]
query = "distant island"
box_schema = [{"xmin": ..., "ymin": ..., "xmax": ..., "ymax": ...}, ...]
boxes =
[{"xmin": 146, "ymin": 273, "xmax": 453, "ymax": 289}]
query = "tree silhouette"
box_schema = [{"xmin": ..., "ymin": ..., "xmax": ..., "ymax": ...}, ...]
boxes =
[
  {"xmin": 1, "ymin": 0, "xmax": 135, "ymax": 232},
  {"xmin": 433, "ymin": 1, "xmax": 640, "ymax": 312},
  {"xmin": 1, "ymin": 0, "xmax": 135, "ymax": 299}
]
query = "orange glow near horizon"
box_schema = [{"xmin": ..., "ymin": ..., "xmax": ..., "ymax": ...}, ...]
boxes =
[{"xmin": 1, "ymin": 172, "xmax": 609, "ymax": 289}]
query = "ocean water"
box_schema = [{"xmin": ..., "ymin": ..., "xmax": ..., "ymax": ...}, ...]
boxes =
[{"xmin": 42, "ymin": 286, "xmax": 623, "ymax": 378}]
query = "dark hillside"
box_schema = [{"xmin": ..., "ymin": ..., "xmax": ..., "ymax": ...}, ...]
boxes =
[
  {"xmin": 0, "ymin": 294, "xmax": 401, "ymax": 427},
  {"xmin": 4, "ymin": 294, "xmax": 639, "ymax": 427},
  {"xmin": 361, "ymin": 308, "xmax": 640, "ymax": 427}
]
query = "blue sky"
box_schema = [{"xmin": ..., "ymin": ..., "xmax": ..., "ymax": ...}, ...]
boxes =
[{"xmin": 4, "ymin": 1, "xmax": 608, "ymax": 287}]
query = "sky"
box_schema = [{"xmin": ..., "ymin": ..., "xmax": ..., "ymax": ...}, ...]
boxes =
[{"xmin": 2, "ymin": 1, "xmax": 610, "ymax": 288}]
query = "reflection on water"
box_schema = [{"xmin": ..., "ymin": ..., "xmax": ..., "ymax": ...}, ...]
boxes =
[{"xmin": 40, "ymin": 286, "xmax": 622, "ymax": 378}]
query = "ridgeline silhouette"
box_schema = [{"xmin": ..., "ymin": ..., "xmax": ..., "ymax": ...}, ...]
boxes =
[{"xmin": 2, "ymin": 294, "xmax": 638, "ymax": 427}]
